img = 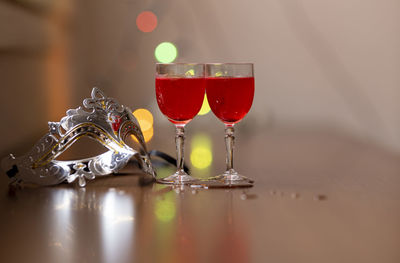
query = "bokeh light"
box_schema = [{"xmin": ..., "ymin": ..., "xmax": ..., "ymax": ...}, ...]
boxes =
[
  {"xmin": 136, "ymin": 11, "xmax": 158, "ymax": 33},
  {"xmin": 140, "ymin": 127, "xmax": 154, "ymax": 142},
  {"xmin": 198, "ymin": 95, "xmax": 211, "ymax": 116},
  {"xmin": 156, "ymin": 166, "xmax": 175, "ymax": 178},
  {"xmin": 185, "ymin": 69, "xmax": 195, "ymax": 76},
  {"xmin": 133, "ymin": 108, "xmax": 153, "ymax": 131},
  {"xmin": 132, "ymin": 108, "xmax": 154, "ymax": 142},
  {"xmin": 190, "ymin": 133, "xmax": 213, "ymax": 169},
  {"xmin": 155, "ymin": 42, "xmax": 177, "ymax": 63},
  {"xmin": 155, "ymin": 194, "xmax": 176, "ymax": 223}
]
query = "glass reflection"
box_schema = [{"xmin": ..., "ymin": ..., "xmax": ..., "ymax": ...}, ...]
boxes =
[
  {"xmin": 47, "ymin": 182, "xmax": 252, "ymax": 262},
  {"xmin": 212, "ymin": 190, "xmax": 250, "ymax": 263},
  {"xmin": 155, "ymin": 185, "xmax": 200, "ymax": 263}
]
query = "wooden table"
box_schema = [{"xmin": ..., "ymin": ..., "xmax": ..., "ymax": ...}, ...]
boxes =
[{"xmin": 1, "ymin": 128, "xmax": 400, "ymax": 263}]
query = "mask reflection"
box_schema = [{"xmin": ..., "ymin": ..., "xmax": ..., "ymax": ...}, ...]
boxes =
[
  {"xmin": 51, "ymin": 187, "xmax": 136, "ymax": 262},
  {"xmin": 100, "ymin": 189, "xmax": 135, "ymax": 262}
]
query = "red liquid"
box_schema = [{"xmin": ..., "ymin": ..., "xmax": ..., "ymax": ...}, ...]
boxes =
[
  {"xmin": 156, "ymin": 77, "xmax": 206, "ymax": 125},
  {"xmin": 206, "ymin": 77, "xmax": 254, "ymax": 124}
]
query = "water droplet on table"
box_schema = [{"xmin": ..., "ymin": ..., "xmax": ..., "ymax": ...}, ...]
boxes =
[
  {"xmin": 314, "ymin": 194, "xmax": 327, "ymax": 201},
  {"xmin": 291, "ymin": 193, "xmax": 300, "ymax": 199}
]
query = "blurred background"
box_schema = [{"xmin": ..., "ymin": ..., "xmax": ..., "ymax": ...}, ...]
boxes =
[{"xmin": 0, "ymin": 0, "xmax": 399, "ymax": 158}]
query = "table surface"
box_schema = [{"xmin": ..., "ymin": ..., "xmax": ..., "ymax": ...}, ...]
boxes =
[{"xmin": 1, "ymin": 128, "xmax": 400, "ymax": 263}]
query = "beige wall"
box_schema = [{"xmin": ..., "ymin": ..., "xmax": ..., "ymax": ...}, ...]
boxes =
[{"xmin": 0, "ymin": 0, "xmax": 399, "ymax": 154}]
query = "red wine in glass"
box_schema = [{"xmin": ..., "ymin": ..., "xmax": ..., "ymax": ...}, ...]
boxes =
[
  {"xmin": 155, "ymin": 63, "xmax": 205, "ymax": 185},
  {"xmin": 156, "ymin": 77, "xmax": 205, "ymax": 125},
  {"xmin": 205, "ymin": 77, "xmax": 254, "ymax": 124},
  {"xmin": 205, "ymin": 63, "xmax": 255, "ymax": 185}
]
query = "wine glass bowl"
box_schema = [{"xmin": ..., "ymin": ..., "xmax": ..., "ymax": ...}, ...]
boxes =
[
  {"xmin": 156, "ymin": 67, "xmax": 206, "ymax": 125},
  {"xmin": 205, "ymin": 73, "xmax": 254, "ymax": 124}
]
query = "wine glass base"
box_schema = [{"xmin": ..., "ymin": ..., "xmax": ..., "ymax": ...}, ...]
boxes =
[
  {"xmin": 157, "ymin": 170, "xmax": 199, "ymax": 185},
  {"xmin": 208, "ymin": 169, "xmax": 254, "ymax": 185},
  {"xmin": 193, "ymin": 179, "xmax": 254, "ymax": 188}
]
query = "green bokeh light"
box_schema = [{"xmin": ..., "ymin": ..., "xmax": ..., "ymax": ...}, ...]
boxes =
[
  {"xmin": 154, "ymin": 42, "xmax": 177, "ymax": 63},
  {"xmin": 155, "ymin": 198, "xmax": 176, "ymax": 223},
  {"xmin": 154, "ymin": 168, "xmax": 176, "ymax": 223}
]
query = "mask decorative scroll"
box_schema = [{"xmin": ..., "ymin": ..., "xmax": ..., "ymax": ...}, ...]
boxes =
[{"xmin": 1, "ymin": 88, "xmax": 156, "ymax": 187}]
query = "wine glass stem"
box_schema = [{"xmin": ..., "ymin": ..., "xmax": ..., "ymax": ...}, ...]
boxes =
[
  {"xmin": 175, "ymin": 125, "xmax": 186, "ymax": 173},
  {"xmin": 224, "ymin": 124, "xmax": 235, "ymax": 172}
]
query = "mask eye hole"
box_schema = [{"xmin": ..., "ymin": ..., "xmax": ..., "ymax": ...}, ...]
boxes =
[{"xmin": 55, "ymin": 137, "xmax": 110, "ymax": 162}]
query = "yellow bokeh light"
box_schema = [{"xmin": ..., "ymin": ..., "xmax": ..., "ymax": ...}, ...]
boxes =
[
  {"xmin": 190, "ymin": 148, "xmax": 212, "ymax": 169},
  {"xmin": 133, "ymin": 108, "xmax": 153, "ymax": 131},
  {"xmin": 190, "ymin": 133, "xmax": 213, "ymax": 169},
  {"xmin": 132, "ymin": 126, "xmax": 153, "ymax": 143},
  {"xmin": 192, "ymin": 133, "xmax": 212, "ymax": 149},
  {"xmin": 215, "ymin": 71, "xmax": 223, "ymax": 77},
  {"xmin": 198, "ymin": 95, "xmax": 211, "ymax": 116},
  {"xmin": 185, "ymin": 69, "xmax": 195, "ymax": 76},
  {"xmin": 132, "ymin": 108, "xmax": 154, "ymax": 142}
]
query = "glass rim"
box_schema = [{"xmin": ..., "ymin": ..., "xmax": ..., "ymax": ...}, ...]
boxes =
[
  {"xmin": 205, "ymin": 62, "xmax": 254, "ymax": 65},
  {"xmin": 156, "ymin": 63, "xmax": 254, "ymax": 65},
  {"xmin": 156, "ymin": 63, "xmax": 205, "ymax": 65}
]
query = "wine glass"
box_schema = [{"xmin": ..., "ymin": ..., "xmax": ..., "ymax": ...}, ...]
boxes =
[
  {"xmin": 205, "ymin": 63, "xmax": 255, "ymax": 184},
  {"xmin": 155, "ymin": 63, "xmax": 205, "ymax": 184}
]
